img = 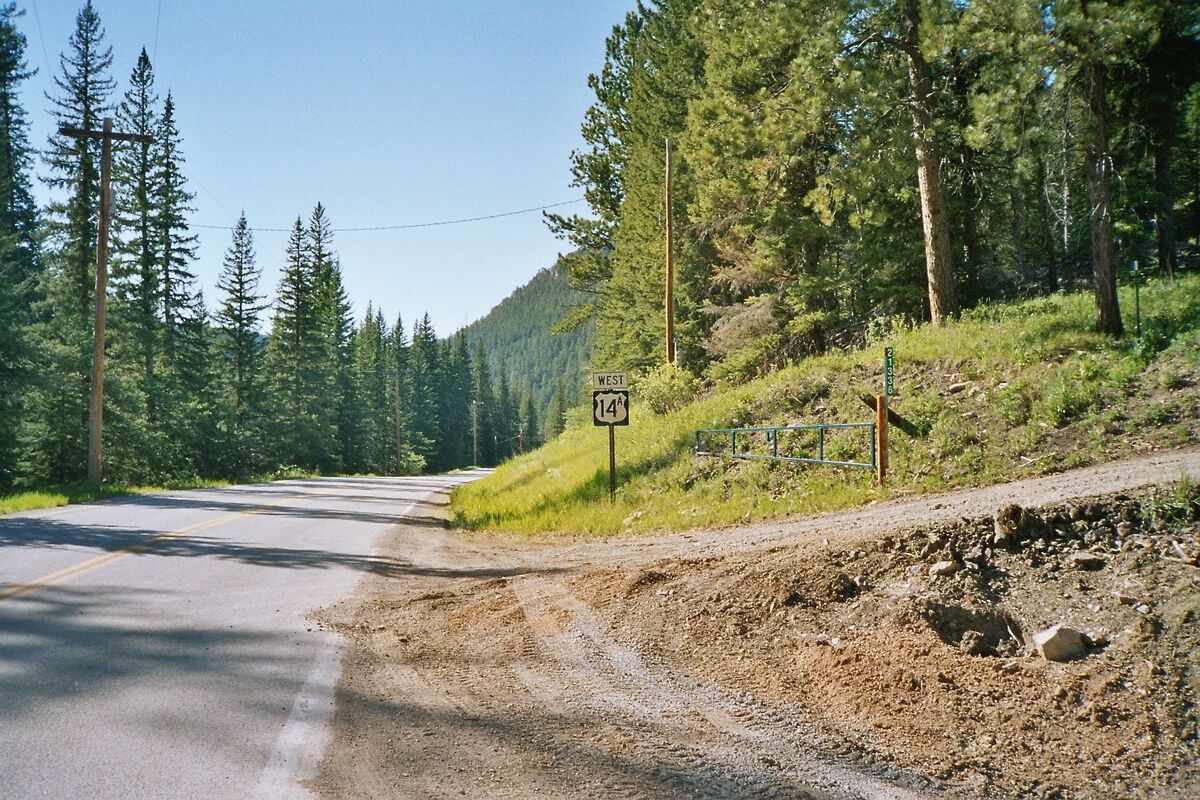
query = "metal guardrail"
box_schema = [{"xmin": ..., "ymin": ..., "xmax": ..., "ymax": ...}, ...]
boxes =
[{"xmin": 694, "ymin": 422, "xmax": 877, "ymax": 470}]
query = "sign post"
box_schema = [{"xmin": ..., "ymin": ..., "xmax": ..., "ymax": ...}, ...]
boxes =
[
  {"xmin": 884, "ymin": 346, "xmax": 895, "ymax": 397},
  {"xmin": 593, "ymin": 372, "xmax": 629, "ymax": 501},
  {"xmin": 1131, "ymin": 260, "xmax": 1141, "ymax": 337}
]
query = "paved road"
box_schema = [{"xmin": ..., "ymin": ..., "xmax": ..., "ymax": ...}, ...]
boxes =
[{"xmin": 0, "ymin": 473, "xmax": 481, "ymax": 800}]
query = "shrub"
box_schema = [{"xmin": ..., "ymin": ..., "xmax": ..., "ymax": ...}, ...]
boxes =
[
  {"xmin": 637, "ymin": 363, "xmax": 700, "ymax": 415},
  {"xmin": 1135, "ymin": 316, "xmax": 1175, "ymax": 363}
]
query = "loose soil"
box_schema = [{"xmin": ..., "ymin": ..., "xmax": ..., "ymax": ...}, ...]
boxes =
[{"xmin": 313, "ymin": 448, "xmax": 1200, "ymax": 799}]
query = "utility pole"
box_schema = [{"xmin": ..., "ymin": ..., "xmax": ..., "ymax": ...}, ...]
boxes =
[
  {"xmin": 664, "ymin": 137, "xmax": 675, "ymax": 366},
  {"xmin": 471, "ymin": 400, "xmax": 479, "ymax": 466},
  {"xmin": 393, "ymin": 371, "xmax": 404, "ymax": 473},
  {"xmin": 60, "ymin": 118, "xmax": 154, "ymax": 487}
]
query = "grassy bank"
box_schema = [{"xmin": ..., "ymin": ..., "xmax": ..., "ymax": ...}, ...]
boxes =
[
  {"xmin": 452, "ymin": 276, "xmax": 1200, "ymax": 536},
  {"xmin": 0, "ymin": 466, "xmax": 317, "ymax": 516}
]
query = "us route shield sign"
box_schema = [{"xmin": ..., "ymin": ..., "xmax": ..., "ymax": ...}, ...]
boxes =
[{"xmin": 593, "ymin": 390, "xmax": 629, "ymax": 426}]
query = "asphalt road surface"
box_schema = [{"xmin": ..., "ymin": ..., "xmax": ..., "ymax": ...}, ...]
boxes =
[{"xmin": 0, "ymin": 473, "xmax": 481, "ymax": 800}]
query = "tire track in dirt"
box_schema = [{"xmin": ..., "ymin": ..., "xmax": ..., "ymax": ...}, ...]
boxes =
[{"xmin": 511, "ymin": 575, "xmax": 934, "ymax": 800}]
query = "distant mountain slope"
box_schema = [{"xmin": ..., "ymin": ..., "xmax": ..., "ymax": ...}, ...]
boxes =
[{"xmin": 460, "ymin": 263, "xmax": 593, "ymax": 409}]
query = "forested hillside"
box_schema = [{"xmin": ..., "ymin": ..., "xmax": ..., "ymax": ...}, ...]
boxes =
[
  {"xmin": 549, "ymin": 0, "xmax": 1200, "ymax": 380},
  {"xmin": 460, "ymin": 263, "xmax": 592, "ymax": 414}
]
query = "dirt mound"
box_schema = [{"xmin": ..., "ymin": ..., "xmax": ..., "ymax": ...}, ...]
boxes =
[{"xmin": 576, "ymin": 483, "xmax": 1200, "ymax": 798}]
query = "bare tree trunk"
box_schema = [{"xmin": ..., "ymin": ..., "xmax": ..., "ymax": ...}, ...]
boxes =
[
  {"xmin": 1154, "ymin": 146, "xmax": 1177, "ymax": 281},
  {"xmin": 1060, "ymin": 89, "xmax": 1072, "ymax": 261},
  {"xmin": 1085, "ymin": 57, "xmax": 1123, "ymax": 338},
  {"xmin": 902, "ymin": 0, "xmax": 957, "ymax": 326},
  {"xmin": 1009, "ymin": 178, "xmax": 1025, "ymax": 284},
  {"xmin": 1038, "ymin": 164, "xmax": 1059, "ymax": 292}
]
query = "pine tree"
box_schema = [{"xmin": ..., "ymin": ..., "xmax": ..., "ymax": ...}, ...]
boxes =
[
  {"xmin": 214, "ymin": 212, "xmax": 267, "ymax": 475},
  {"xmin": 493, "ymin": 362, "xmax": 518, "ymax": 462},
  {"xmin": 112, "ymin": 48, "xmax": 160, "ymax": 427},
  {"xmin": 174, "ymin": 292, "xmax": 220, "ymax": 476},
  {"xmin": 351, "ymin": 304, "xmax": 389, "ymax": 473},
  {"xmin": 544, "ymin": 379, "xmax": 567, "ymax": 441},
  {"xmin": 521, "ymin": 392, "xmax": 541, "ymax": 453},
  {"xmin": 152, "ymin": 91, "xmax": 198, "ymax": 355},
  {"xmin": 267, "ymin": 218, "xmax": 317, "ymax": 467},
  {"xmin": 0, "ymin": 2, "xmax": 38, "ymax": 487},
  {"xmin": 438, "ymin": 331, "xmax": 473, "ymax": 469},
  {"xmin": 388, "ymin": 312, "xmax": 420, "ymax": 473},
  {"xmin": 407, "ymin": 313, "xmax": 442, "ymax": 470},
  {"xmin": 471, "ymin": 340, "xmax": 497, "ymax": 467},
  {"xmin": 309, "ymin": 204, "xmax": 354, "ymax": 471}
]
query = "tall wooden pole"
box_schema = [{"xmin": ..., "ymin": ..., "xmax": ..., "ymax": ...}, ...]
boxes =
[
  {"xmin": 665, "ymin": 138, "xmax": 675, "ymax": 365},
  {"xmin": 394, "ymin": 371, "xmax": 404, "ymax": 473},
  {"xmin": 60, "ymin": 118, "xmax": 154, "ymax": 487},
  {"xmin": 86, "ymin": 118, "xmax": 112, "ymax": 487}
]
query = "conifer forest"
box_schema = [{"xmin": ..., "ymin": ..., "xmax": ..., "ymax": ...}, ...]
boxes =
[
  {"xmin": 551, "ymin": 0, "xmax": 1199, "ymax": 374},
  {"xmin": 1, "ymin": 1, "xmax": 1198, "ymax": 490},
  {"xmin": 0, "ymin": 2, "xmax": 551, "ymax": 489}
]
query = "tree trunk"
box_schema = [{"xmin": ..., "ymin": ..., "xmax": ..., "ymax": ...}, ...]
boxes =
[
  {"xmin": 1059, "ymin": 89, "xmax": 1072, "ymax": 263},
  {"xmin": 1038, "ymin": 164, "xmax": 1059, "ymax": 292},
  {"xmin": 1153, "ymin": 145, "xmax": 1177, "ymax": 281},
  {"xmin": 902, "ymin": 0, "xmax": 957, "ymax": 325},
  {"xmin": 1009, "ymin": 178, "xmax": 1025, "ymax": 287},
  {"xmin": 1085, "ymin": 57, "xmax": 1123, "ymax": 338}
]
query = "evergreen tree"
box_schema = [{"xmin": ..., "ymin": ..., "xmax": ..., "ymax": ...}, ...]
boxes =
[
  {"xmin": 112, "ymin": 48, "xmax": 160, "ymax": 429},
  {"xmin": 520, "ymin": 391, "xmax": 541, "ymax": 453},
  {"xmin": 267, "ymin": 218, "xmax": 319, "ymax": 468},
  {"xmin": 0, "ymin": 2, "xmax": 39, "ymax": 487},
  {"xmin": 438, "ymin": 331, "xmax": 473, "ymax": 469},
  {"xmin": 544, "ymin": 379, "xmax": 567, "ymax": 442},
  {"xmin": 471, "ymin": 340, "xmax": 496, "ymax": 466},
  {"xmin": 214, "ymin": 212, "xmax": 267, "ymax": 475},
  {"xmin": 351, "ymin": 304, "xmax": 389, "ymax": 473},
  {"xmin": 388, "ymin": 312, "xmax": 421, "ymax": 473},
  {"xmin": 407, "ymin": 313, "xmax": 442, "ymax": 470},
  {"xmin": 174, "ymin": 292, "xmax": 220, "ymax": 476},
  {"xmin": 151, "ymin": 91, "xmax": 197, "ymax": 354},
  {"xmin": 493, "ymin": 362, "xmax": 518, "ymax": 462}
]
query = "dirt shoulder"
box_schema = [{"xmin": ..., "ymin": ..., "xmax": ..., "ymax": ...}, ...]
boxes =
[{"xmin": 313, "ymin": 448, "xmax": 1200, "ymax": 799}]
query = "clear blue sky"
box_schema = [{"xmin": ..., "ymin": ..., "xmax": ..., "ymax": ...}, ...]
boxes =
[{"xmin": 22, "ymin": 0, "xmax": 633, "ymax": 334}]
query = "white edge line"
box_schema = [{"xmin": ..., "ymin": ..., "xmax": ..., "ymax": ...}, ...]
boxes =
[{"xmin": 254, "ymin": 495, "xmax": 425, "ymax": 799}]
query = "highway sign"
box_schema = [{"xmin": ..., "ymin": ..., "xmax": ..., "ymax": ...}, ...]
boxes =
[
  {"xmin": 592, "ymin": 372, "xmax": 628, "ymax": 390},
  {"xmin": 593, "ymin": 390, "xmax": 629, "ymax": 426}
]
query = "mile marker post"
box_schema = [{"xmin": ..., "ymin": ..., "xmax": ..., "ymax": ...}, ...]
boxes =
[
  {"xmin": 59, "ymin": 117, "xmax": 154, "ymax": 487},
  {"xmin": 878, "ymin": 347, "xmax": 894, "ymax": 485}
]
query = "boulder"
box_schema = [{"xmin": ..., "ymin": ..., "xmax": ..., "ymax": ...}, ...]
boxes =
[{"xmin": 1033, "ymin": 624, "xmax": 1088, "ymax": 662}]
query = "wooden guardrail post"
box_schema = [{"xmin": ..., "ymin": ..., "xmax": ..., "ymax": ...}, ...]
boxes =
[{"xmin": 876, "ymin": 394, "xmax": 888, "ymax": 484}]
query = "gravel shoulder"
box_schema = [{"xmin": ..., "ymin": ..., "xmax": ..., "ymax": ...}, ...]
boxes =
[{"xmin": 313, "ymin": 447, "xmax": 1200, "ymax": 799}]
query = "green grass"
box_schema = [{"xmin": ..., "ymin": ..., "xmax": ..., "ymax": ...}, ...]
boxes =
[{"xmin": 453, "ymin": 275, "xmax": 1200, "ymax": 536}]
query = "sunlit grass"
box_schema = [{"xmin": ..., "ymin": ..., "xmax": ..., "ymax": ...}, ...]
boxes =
[
  {"xmin": 453, "ymin": 275, "xmax": 1200, "ymax": 536},
  {"xmin": 0, "ymin": 471, "xmax": 315, "ymax": 516}
]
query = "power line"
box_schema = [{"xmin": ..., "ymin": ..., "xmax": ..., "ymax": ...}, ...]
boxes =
[
  {"xmin": 193, "ymin": 198, "xmax": 585, "ymax": 233},
  {"xmin": 28, "ymin": 0, "xmax": 52, "ymax": 78},
  {"xmin": 152, "ymin": 0, "xmax": 163, "ymax": 62}
]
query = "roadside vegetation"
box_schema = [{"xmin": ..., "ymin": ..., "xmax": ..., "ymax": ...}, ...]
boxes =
[
  {"xmin": 0, "ymin": 465, "xmax": 316, "ymax": 516},
  {"xmin": 452, "ymin": 277, "xmax": 1200, "ymax": 535}
]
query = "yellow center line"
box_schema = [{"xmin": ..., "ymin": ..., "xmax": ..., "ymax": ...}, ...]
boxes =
[{"xmin": 0, "ymin": 490, "xmax": 336, "ymax": 605}]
